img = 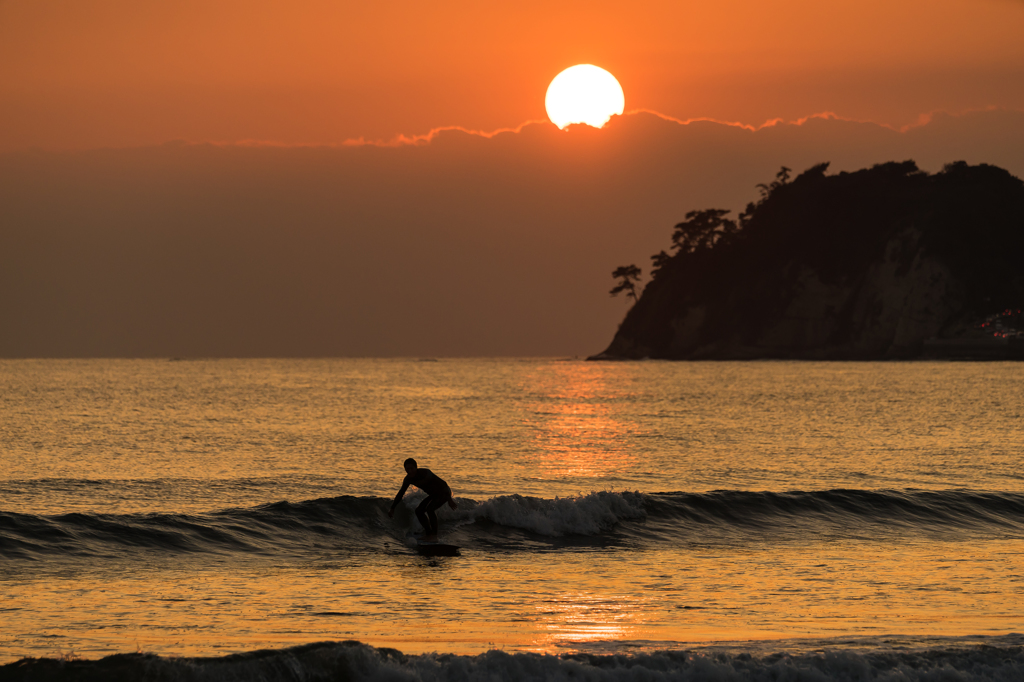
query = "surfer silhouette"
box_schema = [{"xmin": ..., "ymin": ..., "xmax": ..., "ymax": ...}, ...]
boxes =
[{"xmin": 388, "ymin": 458, "xmax": 458, "ymax": 542}]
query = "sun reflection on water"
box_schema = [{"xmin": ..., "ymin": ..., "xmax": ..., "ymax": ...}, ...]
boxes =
[
  {"xmin": 518, "ymin": 363, "xmax": 640, "ymax": 479},
  {"xmin": 530, "ymin": 592, "xmax": 646, "ymax": 650}
]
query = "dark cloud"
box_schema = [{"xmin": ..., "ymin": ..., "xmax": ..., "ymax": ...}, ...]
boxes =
[{"xmin": 2, "ymin": 110, "xmax": 1022, "ymax": 357}]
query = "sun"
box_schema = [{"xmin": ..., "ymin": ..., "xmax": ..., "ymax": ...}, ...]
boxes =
[{"xmin": 545, "ymin": 65, "xmax": 625, "ymax": 130}]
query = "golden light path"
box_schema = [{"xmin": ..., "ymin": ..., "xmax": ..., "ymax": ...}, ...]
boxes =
[
  {"xmin": 545, "ymin": 64, "xmax": 625, "ymax": 129},
  {"xmin": 520, "ymin": 362, "xmax": 637, "ymax": 479}
]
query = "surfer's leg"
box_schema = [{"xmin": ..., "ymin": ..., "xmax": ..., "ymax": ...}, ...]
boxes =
[
  {"xmin": 415, "ymin": 496, "xmax": 436, "ymax": 534},
  {"xmin": 423, "ymin": 495, "xmax": 446, "ymax": 539}
]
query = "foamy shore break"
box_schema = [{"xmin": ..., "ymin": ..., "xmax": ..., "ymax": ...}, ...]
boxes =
[{"xmin": 5, "ymin": 638, "xmax": 1024, "ymax": 681}]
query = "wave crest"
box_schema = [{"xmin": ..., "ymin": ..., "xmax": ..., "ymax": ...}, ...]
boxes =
[
  {"xmin": 470, "ymin": 491, "xmax": 646, "ymax": 536},
  {"xmin": 6, "ymin": 639, "xmax": 1024, "ymax": 682},
  {"xmin": 4, "ymin": 489, "xmax": 1024, "ymax": 561}
]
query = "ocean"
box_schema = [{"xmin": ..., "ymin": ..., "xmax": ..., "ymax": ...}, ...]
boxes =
[{"xmin": 1, "ymin": 358, "xmax": 1022, "ymax": 681}]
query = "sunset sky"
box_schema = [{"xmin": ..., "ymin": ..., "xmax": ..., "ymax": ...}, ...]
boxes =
[
  {"xmin": 2, "ymin": 0, "xmax": 1024, "ymax": 357},
  {"xmin": 2, "ymin": 0, "xmax": 1023, "ymax": 149}
]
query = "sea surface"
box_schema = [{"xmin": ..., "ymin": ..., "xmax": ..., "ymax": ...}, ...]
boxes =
[{"xmin": 1, "ymin": 358, "xmax": 1023, "ymax": 681}]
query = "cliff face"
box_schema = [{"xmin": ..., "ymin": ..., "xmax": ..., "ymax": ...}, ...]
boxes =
[{"xmin": 596, "ymin": 161, "xmax": 1024, "ymax": 360}]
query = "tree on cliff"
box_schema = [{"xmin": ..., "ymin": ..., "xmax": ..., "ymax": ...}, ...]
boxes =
[
  {"xmin": 648, "ymin": 165, "xmax": 818, "ymax": 283},
  {"xmin": 755, "ymin": 165, "xmax": 792, "ymax": 199},
  {"xmin": 610, "ymin": 265, "xmax": 643, "ymax": 304},
  {"xmin": 671, "ymin": 209, "xmax": 738, "ymax": 254}
]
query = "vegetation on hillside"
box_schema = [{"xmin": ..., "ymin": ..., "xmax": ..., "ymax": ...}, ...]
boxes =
[{"xmin": 603, "ymin": 160, "xmax": 1024, "ymax": 359}]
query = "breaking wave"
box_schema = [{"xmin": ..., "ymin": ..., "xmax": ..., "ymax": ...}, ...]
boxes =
[
  {"xmin": 471, "ymin": 491, "xmax": 646, "ymax": 535},
  {"xmin": 5, "ymin": 639, "xmax": 1024, "ymax": 682},
  {"xmin": 2, "ymin": 489, "xmax": 1022, "ymax": 561}
]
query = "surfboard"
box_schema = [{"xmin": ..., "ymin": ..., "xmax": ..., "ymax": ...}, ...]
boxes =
[{"xmin": 416, "ymin": 541, "xmax": 460, "ymax": 556}]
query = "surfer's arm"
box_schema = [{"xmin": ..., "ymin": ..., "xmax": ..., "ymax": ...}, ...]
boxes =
[{"xmin": 388, "ymin": 477, "xmax": 411, "ymax": 517}]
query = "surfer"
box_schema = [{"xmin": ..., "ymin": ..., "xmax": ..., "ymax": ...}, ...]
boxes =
[{"xmin": 388, "ymin": 458, "xmax": 458, "ymax": 542}]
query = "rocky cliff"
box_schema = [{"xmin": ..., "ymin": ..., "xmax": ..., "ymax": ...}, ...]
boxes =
[{"xmin": 594, "ymin": 161, "xmax": 1024, "ymax": 360}]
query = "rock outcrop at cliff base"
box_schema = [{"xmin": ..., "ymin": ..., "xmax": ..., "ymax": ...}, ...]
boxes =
[{"xmin": 594, "ymin": 161, "xmax": 1024, "ymax": 360}]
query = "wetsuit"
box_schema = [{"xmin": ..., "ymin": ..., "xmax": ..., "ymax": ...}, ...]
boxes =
[{"xmin": 390, "ymin": 467, "xmax": 452, "ymax": 536}]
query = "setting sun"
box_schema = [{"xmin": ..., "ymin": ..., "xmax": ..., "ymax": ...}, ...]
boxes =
[{"xmin": 545, "ymin": 65, "xmax": 625, "ymax": 130}]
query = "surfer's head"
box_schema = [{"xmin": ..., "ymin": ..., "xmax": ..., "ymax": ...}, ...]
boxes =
[{"xmin": 404, "ymin": 457, "xmax": 417, "ymax": 474}]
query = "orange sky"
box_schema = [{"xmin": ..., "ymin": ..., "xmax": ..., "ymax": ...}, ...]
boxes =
[{"xmin": 2, "ymin": 0, "xmax": 1024, "ymax": 150}]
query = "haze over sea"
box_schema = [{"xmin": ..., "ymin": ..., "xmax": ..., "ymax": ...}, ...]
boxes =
[{"xmin": 2, "ymin": 358, "xmax": 1023, "ymax": 681}]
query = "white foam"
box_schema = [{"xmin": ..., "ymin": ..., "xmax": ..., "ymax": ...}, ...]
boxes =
[
  {"xmin": 470, "ymin": 491, "xmax": 646, "ymax": 536},
  {"xmin": 36, "ymin": 640, "xmax": 1024, "ymax": 682}
]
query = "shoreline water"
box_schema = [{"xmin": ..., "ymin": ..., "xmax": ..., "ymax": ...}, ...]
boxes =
[{"xmin": 5, "ymin": 636, "xmax": 1024, "ymax": 681}]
